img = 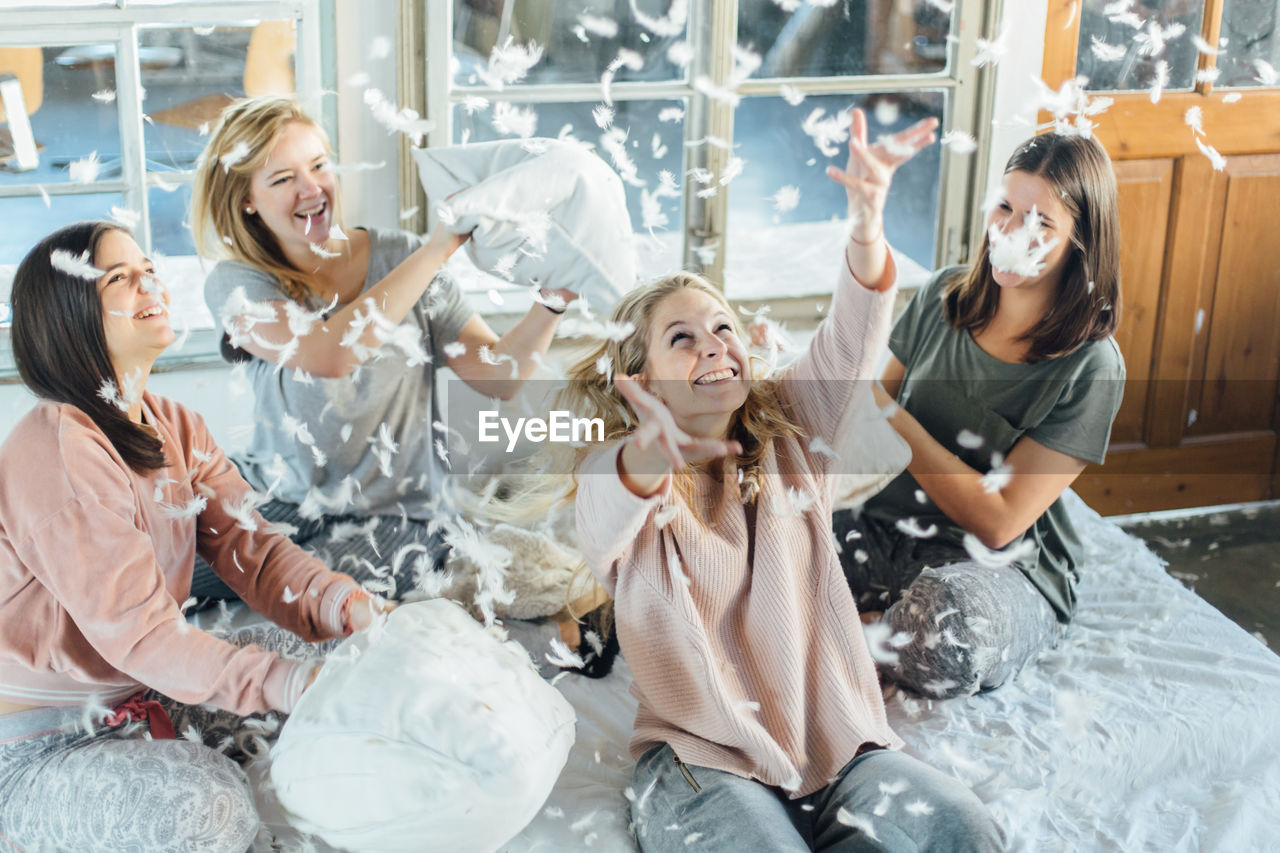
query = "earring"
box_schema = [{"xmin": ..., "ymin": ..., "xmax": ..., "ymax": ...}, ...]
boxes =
[{"xmin": 244, "ymin": 206, "xmax": 255, "ymax": 214}]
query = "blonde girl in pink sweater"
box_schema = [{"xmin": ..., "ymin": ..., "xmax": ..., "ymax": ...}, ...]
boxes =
[
  {"xmin": 568, "ymin": 113, "xmax": 1002, "ymax": 851},
  {"xmin": 0, "ymin": 222, "xmax": 388, "ymax": 852}
]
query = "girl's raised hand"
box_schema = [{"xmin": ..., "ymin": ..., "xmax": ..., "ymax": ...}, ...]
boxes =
[
  {"xmin": 616, "ymin": 375, "xmax": 741, "ymax": 479},
  {"xmin": 826, "ymin": 109, "xmax": 939, "ymax": 241}
]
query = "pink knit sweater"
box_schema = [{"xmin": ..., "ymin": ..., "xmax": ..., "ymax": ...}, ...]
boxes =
[
  {"xmin": 0, "ymin": 392, "xmax": 361, "ymax": 715},
  {"xmin": 577, "ymin": 251, "xmax": 905, "ymax": 798}
]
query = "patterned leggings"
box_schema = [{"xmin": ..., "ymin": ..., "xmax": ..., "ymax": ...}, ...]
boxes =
[
  {"xmin": 834, "ymin": 509, "xmax": 1059, "ymax": 700},
  {"xmin": 0, "ymin": 624, "xmax": 335, "ymax": 853},
  {"xmin": 190, "ymin": 498, "xmax": 449, "ymax": 602}
]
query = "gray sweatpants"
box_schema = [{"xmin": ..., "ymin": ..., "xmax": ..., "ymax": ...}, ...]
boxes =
[
  {"xmin": 833, "ymin": 509, "xmax": 1059, "ymax": 700},
  {"xmin": 630, "ymin": 743, "xmax": 1003, "ymax": 853},
  {"xmin": 0, "ymin": 624, "xmax": 333, "ymax": 853},
  {"xmin": 190, "ymin": 498, "xmax": 449, "ymax": 602}
]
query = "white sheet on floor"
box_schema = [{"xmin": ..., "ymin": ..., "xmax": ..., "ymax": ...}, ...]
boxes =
[
  {"xmin": 500, "ymin": 491, "xmax": 1280, "ymax": 852},
  {"xmin": 268, "ymin": 599, "xmax": 576, "ymax": 853}
]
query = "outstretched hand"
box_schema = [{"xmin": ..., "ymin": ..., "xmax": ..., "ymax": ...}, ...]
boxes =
[
  {"xmin": 615, "ymin": 375, "xmax": 741, "ymax": 494},
  {"xmin": 826, "ymin": 109, "xmax": 939, "ymax": 242}
]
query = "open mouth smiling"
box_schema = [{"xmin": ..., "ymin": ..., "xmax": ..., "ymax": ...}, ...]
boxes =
[{"xmin": 694, "ymin": 367, "xmax": 738, "ymax": 386}]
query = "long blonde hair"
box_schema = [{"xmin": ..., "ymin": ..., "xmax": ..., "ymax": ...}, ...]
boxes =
[
  {"xmin": 560, "ymin": 272, "xmax": 802, "ymax": 508},
  {"xmin": 190, "ymin": 96, "xmax": 342, "ymax": 304}
]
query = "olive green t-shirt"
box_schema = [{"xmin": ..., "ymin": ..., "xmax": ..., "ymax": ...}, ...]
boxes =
[{"xmin": 865, "ymin": 267, "xmax": 1125, "ymax": 621}]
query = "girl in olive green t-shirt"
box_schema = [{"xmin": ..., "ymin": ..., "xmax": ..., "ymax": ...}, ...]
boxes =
[{"xmin": 834, "ymin": 132, "xmax": 1125, "ymax": 700}]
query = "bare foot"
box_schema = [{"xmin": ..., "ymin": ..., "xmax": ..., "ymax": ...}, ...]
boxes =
[{"xmin": 558, "ymin": 620, "xmax": 582, "ymax": 649}]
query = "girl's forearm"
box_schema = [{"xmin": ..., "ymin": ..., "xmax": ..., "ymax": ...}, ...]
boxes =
[
  {"xmin": 888, "ymin": 405, "xmax": 1014, "ymax": 545},
  {"xmin": 293, "ymin": 238, "xmax": 454, "ymax": 377}
]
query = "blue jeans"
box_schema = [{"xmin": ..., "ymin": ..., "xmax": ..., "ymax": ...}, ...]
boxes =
[{"xmin": 630, "ymin": 744, "xmax": 1003, "ymax": 853}]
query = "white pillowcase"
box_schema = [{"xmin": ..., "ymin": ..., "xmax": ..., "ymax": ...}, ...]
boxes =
[
  {"xmin": 412, "ymin": 138, "xmax": 637, "ymax": 310},
  {"xmin": 269, "ymin": 599, "xmax": 576, "ymax": 853}
]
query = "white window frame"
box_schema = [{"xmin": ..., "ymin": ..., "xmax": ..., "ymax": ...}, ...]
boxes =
[
  {"xmin": 0, "ymin": 0, "xmax": 324, "ymax": 378},
  {"xmin": 416, "ymin": 0, "xmax": 1000, "ymax": 324}
]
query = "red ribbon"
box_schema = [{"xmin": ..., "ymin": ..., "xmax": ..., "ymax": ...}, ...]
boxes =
[{"xmin": 104, "ymin": 692, "xmax": 176, "ymax": 740}]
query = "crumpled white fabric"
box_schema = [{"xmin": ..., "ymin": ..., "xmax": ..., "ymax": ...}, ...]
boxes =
[
  {"xmin": 269, "ymin": 599, "xmax": 576, "ymax": 853},
  {"xmin": 413, "ymin": 138, "xmax": 636, "ymax": 308}
]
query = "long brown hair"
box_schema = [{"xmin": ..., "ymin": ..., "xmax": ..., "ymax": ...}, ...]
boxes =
[
  {"xmin": 190, "ymin": 95, "xmax": 341, "ymax": 304},
  {"xmin": 11, "ymin": 222, "xmax": 167, "ymax": 474},
  {"xmin": 945, "ymin": 132, "xmax": 1121, "ymax": 362}
]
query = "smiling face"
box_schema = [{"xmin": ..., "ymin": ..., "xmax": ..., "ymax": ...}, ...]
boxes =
[
  {"xmin": 96, "ymin": 229, "xmax": 174, "ymax": 375},
  {"xmin": 245, "ymin": 120, "xmax": 337, "ymax": 256},
  {"xmin": 640, "ymin": 286, "xmax": 750, "ymax": 439},
  {"xmin": 986, "ymin": 169, "xmax": 1076, "ymax": 292}
]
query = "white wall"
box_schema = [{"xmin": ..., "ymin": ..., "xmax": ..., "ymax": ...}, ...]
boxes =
[{"xmin": 985, "ymin": 1, "xmax": 1049, "ymax": 191}]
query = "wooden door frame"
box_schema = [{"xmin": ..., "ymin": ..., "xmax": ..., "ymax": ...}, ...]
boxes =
[{"xmin": 1042, "ymin": 0, "xmax": 1280, "ymax": 513}]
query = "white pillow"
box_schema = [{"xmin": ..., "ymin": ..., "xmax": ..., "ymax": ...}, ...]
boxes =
[
  {"xmin": 412, "ymin": 138, "xmax": 637, "ymax": 309},
  {"xmin": 269, "ymin": 599, "xmax": 576, "ymax": 853}
]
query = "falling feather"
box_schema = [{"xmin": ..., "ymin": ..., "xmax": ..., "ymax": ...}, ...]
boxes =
[
  {"xmin": 770, "ymin": 185, "xmax": 801, "ymax": 213},
  {"xmin": 940, "ymin": 129, "xmax": 977, "ymax": 154},
  {"xmin": 1254, "ymin": 59, "xmax": 1279, "ymax": 86},
  {"xmin": 658, "ymin": 106, "xmax": 685, "ymax": 123},
  {"xmin": 578, "ymin": 13, "xmax": 618, "ymax": 38},
  {"xmin": 719, "ymin": 156, "xmax": 745, "ymax": 186},
  {"xmin": 988, "ymin": 209, "xmax": 1059, "ymax": 278},
  {"xmin": 980, "ymin": 451, "xmax": 1014, "ymax": 493},
  {"xmin": 362, "ymin": 88, "xmax": 435, "ymax": 144},
  {"xmin": 962, "ymin": 532, "xmax": 1037, "ymax": 569},
  {"xmin": 545, "ymin": 637, "xmax": 586, "ymax": 669},
  {"xmin": 1222, "ymin": 92, "xmax": 1241, "ymax": 104},
  {"xmin": 801, "ymin": 106, "xmax": 853, "ymax": 157},
  {"xmin": 69, "ymin": 151, "xmax": 101, "ymax": 183},
  {"xmin": 92, "ymin": 88, "xmax": 116, "ymax": 103},
  {"xmin": 51, "ymin": 249, "xmax": 104, "ymax": 281},
  {"xmin": 1184, "ymin": 106, "xmax": 1203, "ymax": 136},
  {"xmin": 956, "ymin": 429, "xmax": 984, "ymax": 449},
  {"xmin": 924, "ymin": 0, "xmax": 954, "ymax": 12},
  {"xmin": 592, "ymin": 104, "xmax": 614, "ymax": 129},
  {"xmin": 905, "ymin": 799, "xmax": 935, "ymax": 816},
  {"xmin": 971, "ymin": 29, "xmax": 1008, "ymax": 67},
  {"xmin": 220, "ymin": 141, "xmax": 251, "ymax": 172},
  {"xmin": 896, "ymin": 517, "xmax": 938, "ymax": 539},
  {"xmin": 492, "ymin": 101, "xmax": 538, "ymax": 138},
  {"xmin": 476, "ymin": 37, "xmax": 544, "ymax": 90},
  {"xmin": 629, "ymin": 0, "xmax": 687, "ymax": 36},
  {"xmin": 1149, "ymin": 60, "xmax": 1169, "ymax": 104},
  {"xmin": 1195, "ymin": 137, "xmax": 1226, "ymax": 171},
  {"xmin": 836, "ymin": 808, "xmax": 879, "ymax": 839},
  {"xmin": 780, "ymin": 85, "xmax": 806, "ymax": 105}
]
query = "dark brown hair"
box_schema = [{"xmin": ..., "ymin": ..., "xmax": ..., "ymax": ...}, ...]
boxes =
[
  {"xmin": 944, "ymin": 132, "xmax": 1121, "ymax": 362},
  {"xmin": 11, "ymin": 221, "xmax": 167, "ymax": 473}
]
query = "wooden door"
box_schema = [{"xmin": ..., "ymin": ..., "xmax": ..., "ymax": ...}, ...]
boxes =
[{"xmin": 1041, "ymin": 0, "xmax": 1280, "ymax": 515}]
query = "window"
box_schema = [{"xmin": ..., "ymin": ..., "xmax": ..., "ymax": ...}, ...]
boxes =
[
  {"xmin": 421, "ymin": 0, "xmax": 991, "ymax": 317},
  {"xmin": 0, "ymin": 0, "xmax": 324, "ymax": 376}
]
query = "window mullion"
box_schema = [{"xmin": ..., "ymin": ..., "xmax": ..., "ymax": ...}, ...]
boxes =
[
  {"xmin": 683, "ymin": 0, "xmax": 738, "ymax": 287},
  {"xmin": 116, "ymin": 23, "xmax": 150, "ymax": 253}
]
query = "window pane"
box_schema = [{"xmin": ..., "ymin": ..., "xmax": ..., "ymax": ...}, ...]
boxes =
[
  {"xmin": 1217, "ymin": 0, "xmax": 1280, "ymax": 88},
  {"xmin": 724, "ymin": 91, "xmax": 943, "ymax": 301},
  {"xmin": 449, "ymin": 97, "xmax": 686, "ymax": 282},
  {"xmin": 1075, "ymin": 0, "xmax": 1204, "ymax": 92},
  {"xmin": 0, "ymin": 43, "xmax": 120, "ymax": 188},
  {"xmin": 0, "ymin": 191, "xmax": 127, "ymax": 266},
  {"xmin": 149, "ymin": 181, "xmax": 195, "ymax": 256},
  {"xmin": 141, "ymin": 21, "xmax": 297, "ymax": 173},
  {"xmin": 739, "ymin": 0, "xmax": 951, "ymax": 78},
  {"xmin": 452, "ymin": 0, "xmax": 688, "ymax": 88}
]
